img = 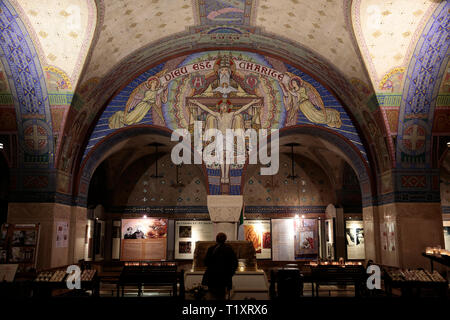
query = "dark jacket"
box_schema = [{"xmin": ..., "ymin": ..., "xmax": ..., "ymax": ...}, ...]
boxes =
[{"xmin": 202, "ymin": 243, "xmax": 238, "ymax": 289}]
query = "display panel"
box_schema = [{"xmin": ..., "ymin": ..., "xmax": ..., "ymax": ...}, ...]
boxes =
[
  {"xmin": 272, "ymin": 218, "xmax": 319, "ymax": 261},
  {"xmin": 381, "ymin": 221, "xmax": 396, "ymax": 252},
  {"xmin": 345, "ymin": 220, "xmax": 365, "ymax": 260},
  {"xmin": 175, "ymin": 220, "xmax": 214, "ymax": 259},
  {"xmin": 55, "ymin": 221, "xmax": 69, "ymax": 248},
  {"xmin": 238, "ymin": 220, "xmax": 271, "ymax": 259},
  {"xmin": 0, "ymin": 224, "xmax": 40, "ymax": 272},
  {"xmin": 324, "ymin": 219, "xmax": 335, "ymax": 259},
  {"xmin": 294, "ymin": 218, "xmax": 318, "ymax": 259},
  {"xmin": 272, "ymin": 219, "xmax": 295, "ymax": 261},
  {"xmin": 444, "ymin": 221, "xmax": 450, "ymax": 251},
  {"xmin": 121, "ymin": 218, "xmax": 168, "ymax": 261}
]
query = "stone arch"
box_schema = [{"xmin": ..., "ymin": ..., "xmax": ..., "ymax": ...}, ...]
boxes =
[{"xmin": 275, "ymin": 125, "xmax": 374, "ymax": 207}]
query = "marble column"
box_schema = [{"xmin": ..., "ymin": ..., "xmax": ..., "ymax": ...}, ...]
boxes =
[
  {"xmin": 207, "ymin": 195, "xmax": 243, "ymax": 241},
  {"xmin": 362, "ymin": 205, "xmax": 381, "ymax": 263},
  {"xmin": 377, "ymin": 202, "xmax": 444, "ymax": 269}
]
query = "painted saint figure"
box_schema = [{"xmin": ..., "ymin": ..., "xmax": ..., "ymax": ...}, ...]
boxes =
[
  {"xmin": 190, "ymin": 98, "xmax": 260, "ymax": 183},
  {"xmin": 109, "ymin": 75, "xmax": 168, "ymax": 129},
  {"xmin": 282, "ymin": 76, "xmax": 342, "ymax": 128}
]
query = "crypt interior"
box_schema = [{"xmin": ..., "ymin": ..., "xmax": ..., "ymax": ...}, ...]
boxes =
[{"xmin": 0, "ymin": 0, "xmax": 449, "ymax": 300}]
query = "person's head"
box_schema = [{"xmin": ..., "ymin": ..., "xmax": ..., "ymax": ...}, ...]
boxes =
[
  {"xmin": 219, "ymin": 102, "xmax": 227, "ymax": 113},
  {"xmin": 290, "ymin": 78, "xmax": 302, "ymax": 90},
  {"xmin": 219, "ymin": 67, "xmax": 230, "ymax": 77},
  {"xmin": 216, "ymin": 232, "xmax": 227, "ymax": 244},
  {"xmin": 147, "ymin": 77, "xmax": 160, "ymax": 90},
  {"xmin": 218, "ymin": 101, "xmax": 230, "ymax": 113}
]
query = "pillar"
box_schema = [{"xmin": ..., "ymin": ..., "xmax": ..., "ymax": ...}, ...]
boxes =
[
  {"xmin": 377, "ymin": 202, "xmax": 444, "ymax": 269},
  {"xmin": 335, "ymin": 207, "xmax": 346, "ymax": 259},
  {"xmin": 362, "ymin": 205, "xmax": 381, "ymax": 263},
  {"xmin": 8, "ymin": 202, "xmax": 88, "ymax": 269},
  {"xmin": 207, "ymin": 195, "xmax": 243, "ymax": 241}
]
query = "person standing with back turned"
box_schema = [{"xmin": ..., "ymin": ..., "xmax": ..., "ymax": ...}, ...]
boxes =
[{"xmin": 202, "ymin": 232, "xmax": 238, "ymax": 300}]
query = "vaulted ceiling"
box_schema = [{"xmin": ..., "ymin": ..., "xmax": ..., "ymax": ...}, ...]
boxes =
[
  {"xmin": 0, "ymin": 0, "xmax": 448, "ymax": 183},
  {"xmin": 7, "ymin": 0, "xmax": 440, "ymax": 93}
]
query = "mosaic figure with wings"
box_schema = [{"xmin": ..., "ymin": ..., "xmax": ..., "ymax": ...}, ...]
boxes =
[
  {"xmin": 109, "ymin": 70, "xmax": 168, "ymax": 129},
  {"xmin": 281, "ymin": 73, "xmax": 342, "ymax": 128}
]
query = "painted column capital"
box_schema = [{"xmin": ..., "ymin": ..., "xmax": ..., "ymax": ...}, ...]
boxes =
[{"xmin": 207, "ymin": 195, "xmax": 243, "ymax": 222}]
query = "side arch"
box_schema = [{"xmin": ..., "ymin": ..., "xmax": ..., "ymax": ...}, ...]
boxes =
[
  {"xmin": 275, "ymin": 125, "xmax": 375, "ymax": 208},
  {"xmin": 75, "ymin": 124, "xmax": 207, "ymax": 206}
]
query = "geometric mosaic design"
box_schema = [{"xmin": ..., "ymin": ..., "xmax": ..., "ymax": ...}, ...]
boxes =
[
  {"xmin": 0, "ymin": 0, "xmax": 54, "ymax": 168},
  {"xmin": 397, "ymin": 1, "xmax": 450, "ymax": 169}
]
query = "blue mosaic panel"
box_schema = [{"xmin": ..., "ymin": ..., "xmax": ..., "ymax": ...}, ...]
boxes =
[
  {"xmin": 397, "ymin": 1, "xmax": 450, "ymax": 168},
  {"xmin": 286, "ymin": 64, "xmax": 368, "ymax": 161},
  {"xmin": 83, "ymin": 63, "xmax": 164, "ymax": 158},
  {"xmin": 0, "ymin": 1, "xmax": 54, "ymax": 167}
]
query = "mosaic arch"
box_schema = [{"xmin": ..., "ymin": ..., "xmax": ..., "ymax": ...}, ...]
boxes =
[
  {"xmin": 63, "ymin": 23, "xmax": 375, "ymax": 177},
  {"xmin": 82, "ymin": 51, "xmax": 369, "ymax": 198},
  {"xmin": 0, "ymin": 2, "xmax": 54, "ymax": 172},
  {"xmin": 397, "ymin": 1, "xmax": 450, "ymax": 169}
]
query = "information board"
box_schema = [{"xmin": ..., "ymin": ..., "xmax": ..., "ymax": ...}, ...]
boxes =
[
  {"xmin": 121, "ymin": 218, "xmax": 168, "ymax": 261},
  {"xmin": 238, "ymin": 220, "xmax": 271, "ymax": 259},
  {"xmin": 345, "ymin": 220, "xmax": 365, "ymax": 260},
  {"xmin": 175, "ymin": 220, "xmax": 214, "ymax": 259}
]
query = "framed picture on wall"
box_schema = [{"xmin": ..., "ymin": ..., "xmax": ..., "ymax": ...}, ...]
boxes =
[
  {"xmin": 443, "ymin": 221, "xmax": 450, "ymax": 250},
  {"xmin": 121, "ymin": 218, "xmax": 168, "ymax": 261},
  {"xmin": 294, "ymin": 218, "xmax": 318, "ymax": 259},
  {"xmin": 345, "ymin": 220, "xmax": 365, "ymax": 260},
  {"xmin": 238, "ymin": 220, "xmax": 271, "ymax": 259},
  {"xmin": 174, "ymin": 220, "xmax": 214, "ymax": 259},
  {"xmin": 3, "ymin": 224, "xmax": 40, "ymax": 272}
]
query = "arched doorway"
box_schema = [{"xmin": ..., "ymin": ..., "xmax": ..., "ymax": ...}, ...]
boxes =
[
  {"xmin": 241, "ymin": 125, "xmax": 372, "ymax": 261},
  {"xmin": 78, "ymin": 126, "xmax": 208, "ymax": 262}
]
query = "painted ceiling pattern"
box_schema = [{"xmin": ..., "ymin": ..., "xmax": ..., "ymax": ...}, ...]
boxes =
[
  {"xmin": 255, "ymin": 0, "xmax": 366, "ymax": 81},
  {"xmin": 83, "ymin": 0, "xmax": 194, "ymax": 81},
  {"xmin": 354, "ymin": 0, "xmax": 437, "ymax": 87},
  {"xmin": 10, "ymin": 0, "xmax": 96, "ymax": 85}
]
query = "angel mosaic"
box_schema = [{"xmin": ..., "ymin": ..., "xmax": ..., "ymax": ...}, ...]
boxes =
[
  {"xmin": 281, "ymin": 74, "xmax": 342, "ymax": 128},
  {"xmin": 108, "ymin": 70, "xmax": 168, "ymax": 129}
]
